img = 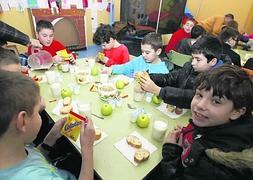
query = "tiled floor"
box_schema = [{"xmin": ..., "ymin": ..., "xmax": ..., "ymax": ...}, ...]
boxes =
[{"xmin": 75, "ymin": 45, "xmax": 102, "ymax": 58}]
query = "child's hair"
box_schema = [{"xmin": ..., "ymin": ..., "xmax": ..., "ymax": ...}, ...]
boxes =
[
  {"xmin": 0, "ymin": 47, "xmax": 19, "ymax": 67},
  {"xmin": 0, "ymin": 70, "xmax": 40, "ymax": 137},
  {"xmin": 194, "ymin": 64, "xmax": 253, "ymax": 118},
  {"xmin": 141, "ymin": 32, "xmax": 162, "ymax": 51},
  {"xmin": 225, "ymin": 13, "xmax": 234, "ymax": 20},
  {"xmin": 191, "ymin": 35, "xmax": 222, "ymax": 62},
  {"xmin": 191, "ymin": 25, "xmax": 206, "ymax": 39},
  {"xmin": 93, "ymin": 24, "xmax": 117, "ymax": 45},
  {"xmin": 36, "ymin": 20, "xmax": 54, "ymax": 33},
  {"xmin": 219, "ymin": 27, "xmax": 239, "ymax": 43},
  {"xmin": 225, "ymin": 20, "xmax": 239, "ymax": 31}
]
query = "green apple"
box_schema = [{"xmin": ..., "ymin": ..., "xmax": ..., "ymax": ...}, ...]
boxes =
[
  {"xmin": 91, "ymin": 66, "xmax": 99, "ymax": 76},
  {"xmin": 61, "ymin": 88, "xmax": 72, "ymax": 98},
  {"xmin": 136, "ymin": 114, "xmax": 150, "ymax": 128},
  {"xmin": 100, "ymin": 103, "xmax": 113, "ymax": 116},
  {"xmin": 116, "ymin": 79, "xmax": 125, "ymax": 89},
  {"xmin": 152, "ymin": 95, "xmax": 162, "ymax": 105}
]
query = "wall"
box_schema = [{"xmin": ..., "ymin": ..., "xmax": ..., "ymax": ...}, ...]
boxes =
[
  {"xmin": 0, "ymin": 8, "xmax": 34, "ymax": 53},
  {"xmin": 0, "ymin": 0, "xmax": 120, "ymax": 53},
  {"xmin": 186, "ymin": 0, "xmax": 253, "ymax": 33}
]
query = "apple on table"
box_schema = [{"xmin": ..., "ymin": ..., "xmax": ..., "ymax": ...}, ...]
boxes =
[
  {"xmin": 152, "ymin": 95, "xmax": 162, "ymax": 105},
  {"xmin": 136, "ymin": 113, "xmax": 150, "ymax": 128},
  {"xmin": 100, "ymin": 103, "xmax": 113, "ymax": 116},
  {"xmin": 91, "ymin": 66, "xmax": 99, "ymax": 76},
  {"xmin": 61, "ymin": 88, "xmax": 72, "ymax": 98},
  {"xmin": 116, "ymin": 79, "xmax": 125, "ymax": 89}
]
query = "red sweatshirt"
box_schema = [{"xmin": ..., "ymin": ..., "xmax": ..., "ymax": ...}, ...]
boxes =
[
  {"xmin": 104, "ymin": 44, "xmax": 130, "ymax": 66},
  {"xmin": 165, "ymin": 29, "xmax": 191, "ymax": 53}
]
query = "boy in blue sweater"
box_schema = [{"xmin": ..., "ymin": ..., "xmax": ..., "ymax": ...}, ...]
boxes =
[{"xmin": 110, "ymin": 32, "xmax": 170, "ymax": 77}]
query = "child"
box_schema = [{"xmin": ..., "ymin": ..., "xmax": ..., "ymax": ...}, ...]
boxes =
[
  {"xmin": 161, "ymin": 65, "xmax": 253, "ymax": 179},
  {"xmin": 139, "ymin": 35, "xmax": 223, "ymax": 109},
  {"xmin": 27, "ymin": 20, "xmax": 76, "ymax": 64},
  {"xmin": 0, "ymin": 70, "xmax": 95, "ymax": 180},
  {"xmin": 110, "ymin": 32, "xmax": 169, "ymax": 77},
  {"xmin": 93, "ymin": 23, "xmax": 130, "ymax": 66},
  {"xmin": 0, "ymin": 47, "xmax": 21, "ymax": 72},
  {"xmin": 218, "ymin": 27, "xmax": 241, "ymax": 66},
  {"xmin": 177, "ymin": 25, "xmax": 206, "ymax": 55},
  {"xmin": 165, "ymin": 19, "xmax": 195, "ymax": 53}
]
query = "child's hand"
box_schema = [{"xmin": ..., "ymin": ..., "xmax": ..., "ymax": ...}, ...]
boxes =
[
  {"xmin": 139, "ymin": 74, "xmax": 161, "ymax": 95},
  {"xmin": 80, "ymin": 119, "xmax": 95, "ymax": 152},
  {"xmin": 165, "ymin": 126, "xmax": 183, "ymax": 145},
  {"xmin": 43, "ymin": 118, "xmax": 66, "ymax": 146},
  {"xmin": 52, "ymin": 55, "xmax": 63, "ymax": 64}
]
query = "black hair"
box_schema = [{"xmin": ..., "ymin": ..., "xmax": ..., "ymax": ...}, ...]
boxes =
[
  {"xmin": 0, "ymin": 70, "xmax": 40, "ymax": 137},
  {"xmin": 225, "ymin": 13, "xmax": 234, "ymax": 20},
  {"xmin": 93, "ymin": 24, "xmax": 117, "ymax": 45},
  {"xmin": 194, "ymin": 64, "xmax": 253, "ymax": 118},
  {"xmin": 219, "ymin": 27, "xmax": 239, "ymax": 43},
  {"xmin": 191, "ymin": 35, "xmax": 222, "ymax": 62},
  {"xmin": 0, "ymin": 47, "xmax": 19, "ymax": 67},
  {"xmin": 141, "ymin": 32, "xmax": 162, "ymax": 51},
  {"xmin": 191, "ymin": 25, "xmax": 206, "ymax": 39},
  {"xmin": 36, "ymin": 20, "xmax": 54, "ymax": 33}
]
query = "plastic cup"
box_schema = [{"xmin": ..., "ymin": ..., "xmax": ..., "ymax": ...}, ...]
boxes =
[
  {"xmin": 77, "ymin": 103, "xmax": 92, "ymax": 120},
  {"xmin": 45, "ymin": 71, "xmax": 56, "ymax": 84},
  {"xmin": 50, "ymin": 83, "xmax": 61, "ymax": 98},
  {"xmin": 88, "ymin": 58, "xmax": 96, "ymax": 68},
  {"xmin": 100, "ymin": 73, "xmax": 109, "ymax": 83},
  {"xmin": 61, "ymin": 62, "xmax": 69, "ymax": 72},
  {"xmin": 152, "ymin": 119, "xmax": 168, "ymax": 141}
]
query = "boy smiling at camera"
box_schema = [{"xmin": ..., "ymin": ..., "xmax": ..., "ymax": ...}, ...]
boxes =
[{"xmin": 161, "ymin": 65, "xmax": 253, "ymax": 179}]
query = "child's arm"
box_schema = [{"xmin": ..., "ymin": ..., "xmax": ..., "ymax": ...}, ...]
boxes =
[
  {"xmin": 111, "ymin": 58, "xmax": 135, "ymax": 75},
  {"xmin": 78, "ymin": 119, "xmax": 95, "ymax": 180}
]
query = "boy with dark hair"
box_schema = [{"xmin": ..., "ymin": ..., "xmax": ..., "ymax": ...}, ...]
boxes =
[
  {"xmin": 27, "ymin": 20, "xmax": 76, "ymax": 63},
  {"xmin": 0, "ymin": 47, "xmax": 21, "ymax": 72},
  {"xmin": 218, "ymin": 27, "xmax": 241, "ymax": 66},
  {"xmin": 93, "ymin": 23, "xmax": 130, "ymax": 66},
  {"xmin": 161, "ymin": 64, "xmax": 253, "ymax": 179},
  {"xmin": 110, "ymin": 32, "xmax": 169, "ymax": 77},
  {"xmin": 177, "ymin": 25, "xmax": 206, "ymax": 55},
  {"xmin": 139, "ymin": 35, "xmax": 223, "ymax": 108},
  {"xmin": 0, "ymin": 70, "xmax": 95, "ymax": 180}
]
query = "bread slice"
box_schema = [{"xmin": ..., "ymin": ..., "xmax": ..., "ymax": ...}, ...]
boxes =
[
  {"xmin": 95, "ymin": 128, "xmax": 102, "ymax": 140},
  {"xmin": 166, "ymin": 104, "xmax": 176, "ymax": 113},
  {"xmin": 126, "ymin": 135, "xmax": 142, "ymax": 148},
  {"xmin": 175, "ymin": 107, "xmax": 183, "ymax": 115},
  {"xmin": 134, "ymin": 148, "xmax": 150, "ymax": 163},
  {"xmin": 63, "ymin": 97, "xmax": 72, "ymax": 106}
]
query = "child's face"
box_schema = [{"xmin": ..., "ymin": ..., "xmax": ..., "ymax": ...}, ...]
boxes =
[
  {"xmin": 37, "ymin": 28, "xmax": 54, "ymax": 47},
  {"xmin": 183, "ymin": 20, "xmax": 194, "ymax": 33},
  {"xmin": 191, "ymin": 53, "xmax": 216, "ymax": 72},
  {"xmin": 101, "ymin": 38, "xmax": 114, "ymax": 50},
  {"xmin": 24, "ymin": 97, "xmax": 42, "ymax": 143},
  {"xmin": 191, "ymin": 88, "xmax": 238, "ymax": 127},
  {"xmin": 141, "ymin": 44, "xmax": 160, "ymax": 63}
]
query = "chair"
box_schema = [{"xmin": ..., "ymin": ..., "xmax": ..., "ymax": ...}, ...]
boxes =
[{"xmin": 167, "ymin": 50, "xmax": 192, "ymax": 68}]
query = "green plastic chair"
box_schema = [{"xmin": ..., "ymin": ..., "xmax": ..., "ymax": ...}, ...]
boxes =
[{"xmin": 167, "ymin": 50, "xmax": 192, "ymax": 68}]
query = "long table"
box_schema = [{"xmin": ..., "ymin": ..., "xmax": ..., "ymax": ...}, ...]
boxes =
[{"xmin": 33, "ymin": 59, "xmax": 190, "ymax": 180}]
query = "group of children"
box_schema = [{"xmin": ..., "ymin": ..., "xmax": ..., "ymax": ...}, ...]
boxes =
[{"xmin": 0, "ymin": 16, "xmax": 253, "ymax": 179}]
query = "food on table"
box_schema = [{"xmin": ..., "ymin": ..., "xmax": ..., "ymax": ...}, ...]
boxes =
[
  {"xmin": 175, "ymin": 107, "xmax": 183, "ymax": 115},
  {"xmin": 99, "ymin": 83, "xmax": 117, "ymax": 97},
  {"xmin": 60, "ymin": 105, "xmax": 73, "ymax": 114},
  {"xmin": 95, "ymin": 128, "xmax": 102, "ymax": 140},
  {"xmin": 126, "ymin": 135, "xmax": 142, "ymax": 148},
  {"xmin": 63, "ymin": 97, "xmax": 72, "ymax": 106},
  {"xmin": 134, "ymin": 148, "xmax": 150, "ymax": 163},
  {"xmin": 166, "ymin": 104, "xmax": 183, "ymax": 115},
  {"xmin": 32, "ymin": 75, "xmax": 43, "ymax": 82}
]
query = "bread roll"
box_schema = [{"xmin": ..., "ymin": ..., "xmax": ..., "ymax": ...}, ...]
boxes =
[
  {"xmin": 175, "ymin": 107, "xmax": 183, "ymax": 115},
  {"xmin": 126, "ymin": 135, "xmax": 142, "ymax": 148},
  {"xmin": 166, "ymin": 104, "xmax": 176, "ymax": 113},
  {"xmin": 95, "ymin": 128, "xmax": 102, "ymax": 140},
  {"xmin": 134, "ymin": 148, "xmax": 150, "ymax": 163},
  {"xmin": 60, "ymin": 105, "xmax": 72, "ymax": 114},
  {"xmin": 63, "ymin": 97, "xmax": 72, "ymax": 106}
]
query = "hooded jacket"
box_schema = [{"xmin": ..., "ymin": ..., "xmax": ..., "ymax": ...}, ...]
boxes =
[{"xmin": 161, "ymin": 117, "xmax": 253, "ymax": 180}]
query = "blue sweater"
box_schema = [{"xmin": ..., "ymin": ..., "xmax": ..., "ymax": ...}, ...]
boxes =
[{"xmin": 112, "ymin": 55, "xmax": 169, "ymax": 77}]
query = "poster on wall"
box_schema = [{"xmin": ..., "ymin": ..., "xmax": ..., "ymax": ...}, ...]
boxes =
[
  {"xmin": 27, "ymin": 0, "xmax": 38, "ymax": 8},
  {"xmin": 0, "ymin": 0, "xmax": 10, "ymax": 11}
]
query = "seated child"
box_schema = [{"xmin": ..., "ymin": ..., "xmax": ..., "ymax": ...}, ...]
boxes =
[
  {"xmin": 0, "ymin": 70, "xmax": 95, "ymax": 180},
  {"xmin": 93, "ymin": 24, "xmax": 130, "ymax": 66},
  {"xmin": 0, "ymin": 47, "xmax": 21, "ymax": 72},
  {"xmin": 161, "ymin": 64, "xmax": 253, "ymax": 179},
  {"xmin": 27, "ymin": 20, "xmax": 76, "ymax": 64},
  {"xmin": 139, "ymin": 35, "xmax": 223, "ymax": 108},
  {"xmin": 110, "ymin": 32, "xmax": 170, "ymax": 77},
  {"xmin": 165, "ymin": 18, "xmax": 195, "ymax": 53}
]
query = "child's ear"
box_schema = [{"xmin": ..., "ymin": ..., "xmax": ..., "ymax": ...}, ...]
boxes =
[
  {"xmin": 209, "ymin": 58, "xmax": 217, "ymax": 66},
  {"xmin": 16, "ymin": 111, "xmax": 28, "ymax": 133},
  {"xmin": 155, "ymin": 48, "xmax": 162, "ymax": 56},
  {"xmin": 230, "ymin": 107, "xmax": 246, "ymax": 120}
]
